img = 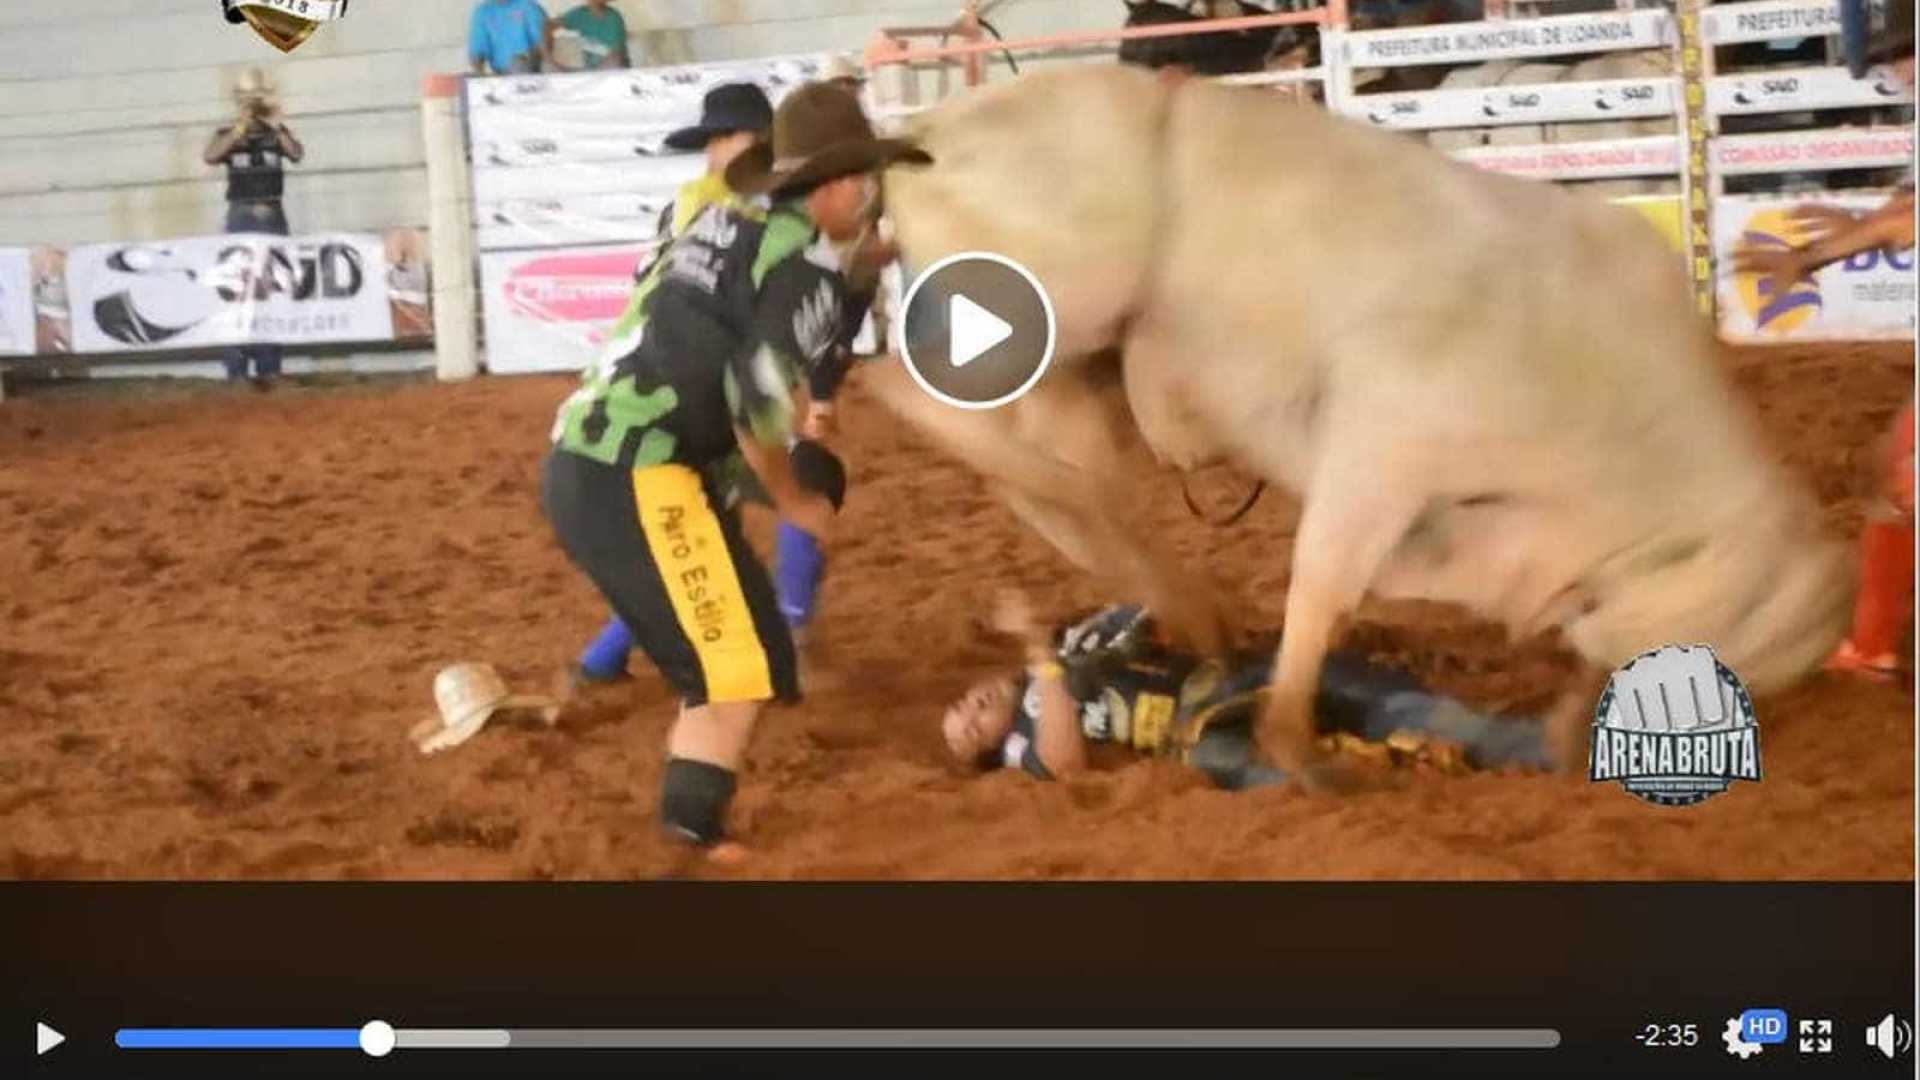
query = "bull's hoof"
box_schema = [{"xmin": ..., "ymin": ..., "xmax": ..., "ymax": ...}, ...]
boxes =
[
  {"xmin": 1291, "ymin": 755, "xmax": 1371, "ymax": 795},
  {"xmin": 1261, "ymin": 730, "xmax": 1372, "ymax": 795}
]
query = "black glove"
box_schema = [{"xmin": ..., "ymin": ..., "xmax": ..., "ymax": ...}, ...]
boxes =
[{"xmin": 789, "ymin": 439, "xmax": 847, "ymax": 512}]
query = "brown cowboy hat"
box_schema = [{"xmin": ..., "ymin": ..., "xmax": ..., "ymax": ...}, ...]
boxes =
[{"xmin": 725, "ymin": 81, "xmax": 930, "ymax": 200}]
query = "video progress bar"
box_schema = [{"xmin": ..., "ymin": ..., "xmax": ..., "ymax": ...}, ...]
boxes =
[
  {"xmin": 117, "ymin": 1027, "xmax": 1561, "ymax": 1052},
  {"xmin": 488, "ymin": 1029, "xmax": 1564, "ymax": 1050}
]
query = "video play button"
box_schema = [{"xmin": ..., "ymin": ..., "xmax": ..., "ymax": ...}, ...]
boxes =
[
  {"xmin": 899, "ymin": 251, "xmax": 1055, "ymax": 409},
  {"xmin": 948, "ymin": 294, "xmax": 1011, "ymax": 369},
  {"xmin": 37, "ymin": 1022, "xmax": 65, "ymax": 1056}
]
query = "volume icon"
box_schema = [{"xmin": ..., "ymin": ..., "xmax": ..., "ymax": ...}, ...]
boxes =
[{"xmin": 1867, "ymin": 1014, "xmax": 1913, "ymax": 1059}]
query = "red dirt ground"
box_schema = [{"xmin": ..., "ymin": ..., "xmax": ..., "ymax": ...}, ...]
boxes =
[{"xmin": 0, "ymin": 342, "xmax": 1912, "ymax": 880}]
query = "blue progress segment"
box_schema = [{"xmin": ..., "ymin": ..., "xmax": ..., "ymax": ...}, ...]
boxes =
[{"xmin": 116, "ymin": 1028, "xmax": 362, "ymax": 1050}]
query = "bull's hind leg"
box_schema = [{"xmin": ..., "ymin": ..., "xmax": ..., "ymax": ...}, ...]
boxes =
[
  {"xmin": 1002, "ymin": 485, "xmax": 1230, "ymax": 658},
  {"xmin": 1259, "ymin": 463, "xmax": 1427, "ymax": 791},
  {"xmin": 855, "ymin": 356, "xmax": 1230, "ymax": 657}
]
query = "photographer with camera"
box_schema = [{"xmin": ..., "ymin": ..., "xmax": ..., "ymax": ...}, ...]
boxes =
[{"xmin": 201, "ymin": 67, "xmax": 304, "ymax": 384}]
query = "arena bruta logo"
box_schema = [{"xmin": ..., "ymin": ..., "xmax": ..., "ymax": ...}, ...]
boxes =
[
  {"xmin": 1588, "ymin": 643, "xmax": 1762, "ymax": 807},
  {"xmin": 221, "ymin": 0, "xmax": 351, "ymax": 53}
]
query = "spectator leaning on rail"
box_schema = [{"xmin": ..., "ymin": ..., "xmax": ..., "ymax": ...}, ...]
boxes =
[
  {"xmin": 469, "ymin": 0, "xmax": 549, "ymax": 76},
  {"xmin": 201, "ymin": 67, "xmax": 304, "ymax": 386},
  {"xmin": 545, "ymin": 0, "xmax": 630, "ymax": 70}
]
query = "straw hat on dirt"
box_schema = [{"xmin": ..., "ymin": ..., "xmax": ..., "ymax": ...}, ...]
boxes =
[{"xmin": 410, "ymin": 662, "xmax": 560, "ymax": 755}]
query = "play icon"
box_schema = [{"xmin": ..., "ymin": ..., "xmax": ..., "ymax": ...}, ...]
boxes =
[
  {"xmin": 899, "ymin": 251, "xmax": 1056, "ymax": 409},
  {"xmin": 949, "ymin": 293, "xmax": 1011, "ymax": 369},
  {"xmin": 37, "ymin": 1022, "xmax": 65, "ymax": 1056}
]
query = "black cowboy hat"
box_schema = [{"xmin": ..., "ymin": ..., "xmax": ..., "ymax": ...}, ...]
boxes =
[
  {"xmin": 663, "ymin": 83, "xmax": 774, "ymax": 152},
  {"xmin": 724, "ymin": 81, "xmax": 931, "ymax": 200}
]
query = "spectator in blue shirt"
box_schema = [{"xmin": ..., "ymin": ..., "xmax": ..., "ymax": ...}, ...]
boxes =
[{"xmin": 469, "ymin": 0, "xmax": 549, "ymax": 76}]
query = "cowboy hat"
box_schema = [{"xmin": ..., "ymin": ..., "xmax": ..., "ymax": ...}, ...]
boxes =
[
  {"xmin": 233, "ymin": 66, "xmax": 277, "ymax": 103},
  {"xmin": 409, "ymin": 662, "xmax": 560, "ymax": 755},
  {"xmin": 663, "ymin": 82, "xmax": 774, "ymax": 152},
  {"xmin": 725, "ymin": 81, "xmax": 931, "ymax": 200},
  {"xmin": 820, "ymin": 55, "xmax": 866, "ymax": 85}
]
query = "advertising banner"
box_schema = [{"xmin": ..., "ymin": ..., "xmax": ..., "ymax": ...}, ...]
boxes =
[
  {"xmin": 1716, "ymin": 192, "xmax": 1916, "ymax": 343},
  {"xmin": 468, "ymin": 53, "xmax": 831, "ymax": 373},
  {"xmin": 479, "ymin": 243, "xmax": 651, "ymax": 375},
  {"xmin": 63, "ymin": 231, "xmax": 413, "ymax": 354},
  {"xmin": 0, "ymin": 248, "xmax": 33, "ymax": 357}
]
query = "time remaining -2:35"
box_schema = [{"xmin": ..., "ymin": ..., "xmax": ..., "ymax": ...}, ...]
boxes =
[{"xmin": 1637, "ymin": 1023, "xmax": 1699, "ymax": 1048}]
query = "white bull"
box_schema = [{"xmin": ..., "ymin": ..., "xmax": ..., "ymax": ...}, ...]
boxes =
[{"xmin": 858, "ymin": 65, "xmax": 1850, "ymax": 781}]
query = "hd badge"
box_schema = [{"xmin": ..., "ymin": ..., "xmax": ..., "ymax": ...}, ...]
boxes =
[{"xmin": 222, "ymin": 0, "xmax": 351, "ymax": 53}]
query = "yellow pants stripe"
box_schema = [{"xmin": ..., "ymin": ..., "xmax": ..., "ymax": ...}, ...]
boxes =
[{"xmin": 632, "ymin": 464, "xmax": 774, "ymax": 703}]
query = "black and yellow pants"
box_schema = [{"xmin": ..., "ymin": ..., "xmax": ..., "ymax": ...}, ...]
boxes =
[
  {"xmin": 1170, "ymin": 650, "xmax": 1550, "ymax": 790},
  {"xmin": 542, "ymin": 447, "xmax": 799, "ymax": 707}
]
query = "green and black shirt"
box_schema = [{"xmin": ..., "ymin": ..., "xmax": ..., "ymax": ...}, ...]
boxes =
[{"xmin": 550, "ymin": 199, "xmax": 849, "ymax": 473}]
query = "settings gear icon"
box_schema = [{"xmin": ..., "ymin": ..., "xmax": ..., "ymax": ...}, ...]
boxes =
[{"xmin": 1724, "ymin": 1017, "xmax": 1762, "ymax": 1058}]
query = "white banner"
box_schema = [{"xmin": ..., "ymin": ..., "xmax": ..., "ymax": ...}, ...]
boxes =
[
  {"xmin": 468, "ymin": 53, "xmax": 831, "ymax": 251},
  {"xmin": 479, "ymin": 244, "xmax": 652, "ymax": 375},
  {"xmin": 0, "ymin": 248, "xmax": 33, "ymax": 357},
  {"xmin": 477, "ymin": 193, "xmax": 675, "ymax": 250},
  {"xmin": 467, "ymin": 55, "xmax": 830, "ymax": 119},
  {"xmin": 470, "ymin": 53, "xmax": 835, "ymax": 373},
  {"xmin": 1710, "ymin": 64, "xmax": 1916, "ymax": 117},
  {"xmin": 65, "ymin": 232, "xmax": 397, "ymax": 355},
  {"xmin": 1452, "ymin": 134, "xmax": 1681, "ymax": 179},
  {"xmin": 1713, "ymin": 126, "xmax": 1916, "ymax": 175},
  {"xmin": 1452, "ymin": 126, "xmax": 1915, "ymax": 181},
  {"xmin": 471, "ymin": 156, "xmax": 705, "ymax": 205},
  {"xmin": 1701, "ymin": 0, "xmax": 1841, "ymax": 44},
  {"xmin": 1716, "ymin": 192, "xmax": 1917, "ymax": 343},
  {"xmin": 1349, "ymin": 76, "xmax": 1675, "ymax": 130},
  {"xmin": 470, "ymin": 107, "xmax": 673, "ymax": 147},
  {"xmin": 1344, "ymin": 9, "xmax": 1669, "ymax": 68}
]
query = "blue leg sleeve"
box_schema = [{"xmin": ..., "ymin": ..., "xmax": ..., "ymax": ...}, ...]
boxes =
[
  {"xmin": 577, "ymin": 615, "xmax": 635, "ymax": 680},
  {"xmin": 774, "ymin": 521, "xmax": 825, "ymax": 630}
]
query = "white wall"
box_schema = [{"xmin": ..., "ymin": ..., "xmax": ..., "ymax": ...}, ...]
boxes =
[{"xmin": 0, "ymin": 0, "xmax": 1112, "ymax": 247}]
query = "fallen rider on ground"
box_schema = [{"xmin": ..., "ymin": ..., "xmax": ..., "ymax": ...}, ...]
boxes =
[{"xmin": 941, "ymin": 591, "xmax": 1552, "ymax": 788}]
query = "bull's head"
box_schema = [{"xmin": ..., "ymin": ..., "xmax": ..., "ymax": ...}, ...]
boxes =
[{"xmin": 1562, "ymin": 476, "xmax": 1853, "ymax": 698}]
